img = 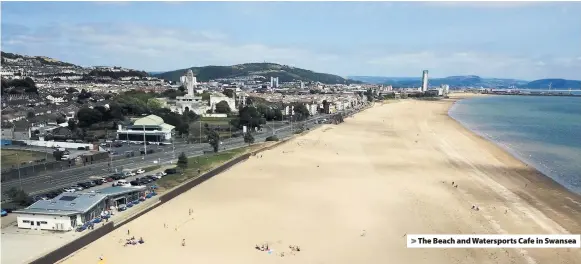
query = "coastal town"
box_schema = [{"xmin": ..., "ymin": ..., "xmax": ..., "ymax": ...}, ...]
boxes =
[{"xmin": 1, "ymin": 2, "xmax": 580, "ymax": 262}]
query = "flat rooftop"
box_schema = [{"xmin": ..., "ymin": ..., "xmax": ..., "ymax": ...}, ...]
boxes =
[{"xmin": 15, "ymin": 186, "xmax": 146, "ymax": 216}]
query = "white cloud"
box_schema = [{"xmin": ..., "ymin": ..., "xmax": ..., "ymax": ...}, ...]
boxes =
[
  {"xmin": 2, "ymin": 23, "xmax": 339, "ymax": 72},
  {"xmin": 2, "ymin": 23, "xmax": 579, "ymax": 80}
]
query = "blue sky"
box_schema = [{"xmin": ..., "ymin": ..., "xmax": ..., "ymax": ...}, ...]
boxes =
[{"xmin": 2, "ymin": 1, "xmax": 581, "ymax": 80}]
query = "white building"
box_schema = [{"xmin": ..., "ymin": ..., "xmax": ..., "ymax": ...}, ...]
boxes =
[
  {"xmin": 270, "ymin": 77, "xmax": 279, "ymax": 88},
  {"xmin": 179, "ymin": 69, "xmax": 197, "ymax": 95},
  {"xmin": 46, "ymin": 94, "xmax": 66, "ymax": 104},
  {"xmin": 441, "ymin": 84, "xmax": 450, "ymax": 95},
  {"xmin": 421, "ymin": 70, "xmax": 429, "ymax": 92},
  {"xmin": 15, "ymin": 186, "xmax": 147, "ymax": 231},
  {"xmin": 210, "ymin": 93, "xmax": 236, "ymax": 113},
  {"xmin": 171, "ymin": 70, "xmax": 210, "ymax": 114},
  {"xmin": 117, "ymin": 115, "xmax": 175, "ymax": 142}
]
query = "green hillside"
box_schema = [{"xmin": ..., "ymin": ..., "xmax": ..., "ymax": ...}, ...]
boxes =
[{"xmin": 154, "ymin": 63, "xmax": 361, "ymax": 84}]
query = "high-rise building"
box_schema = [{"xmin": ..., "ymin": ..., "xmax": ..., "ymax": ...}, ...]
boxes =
[
  {"xmin": 441, "ymin": 84, "xmax": 450, "ymax": 95},
  {"xmin": 421, "ymin": 70, "xmax": 429, "ymax": 92},
  {"xmin": 270, "ymin": 77, "xmax": 279, "ymax": 88}
]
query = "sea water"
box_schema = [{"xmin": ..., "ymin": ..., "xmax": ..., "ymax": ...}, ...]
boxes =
[{"xmin": 449, "ymin": 95, "xmax": 581, "ymax": 195}]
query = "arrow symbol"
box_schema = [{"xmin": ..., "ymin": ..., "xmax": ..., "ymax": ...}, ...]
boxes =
[{"xmin": 411, "ymin": 239, "xmax": 417, "ymax": 244}]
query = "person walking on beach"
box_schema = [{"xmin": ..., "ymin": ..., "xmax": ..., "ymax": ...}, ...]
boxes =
[{"xmin": 182, "ymin": 239, "xmax": 186, "ymax": 247}]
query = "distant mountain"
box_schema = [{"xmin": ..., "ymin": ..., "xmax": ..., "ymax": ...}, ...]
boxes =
[
  {"xmin": 524, "ymin": 79, "xmax": 581, "ymax": 89},
  {"xmin": 348, "ymin": 75, "xmax": 581, "ymax": 89},
  {"xmin": 154, "ymin": 63, "xmax": 362, "ymax": 84}
]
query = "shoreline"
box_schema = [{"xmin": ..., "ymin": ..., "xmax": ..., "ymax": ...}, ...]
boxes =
[
  {"xmin": 445, "ymin": 94, "xmax": 581, "ymax": 234},
  {"xmin": 448, "ymin": 95, "xmax": 580, "ymax": 195}
]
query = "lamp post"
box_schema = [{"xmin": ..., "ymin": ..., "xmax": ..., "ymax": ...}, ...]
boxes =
[{"xmin": 16, "ymin": 152, "xmax": 22, "ymax": 189}]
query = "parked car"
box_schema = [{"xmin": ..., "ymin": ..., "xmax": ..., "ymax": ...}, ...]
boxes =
[
  {"xmin": 88, "ymin": 181, "xmax": 97, "ymax": 187},
  {"xmin": 72, "ymin": 185, "xmax": 84, "ymax": 191},
  {"xmin": 64, "ymin": 187, "xmax": 76, "ymax": 192},
  {"xmin": 164, "ymin": 168, "xmax": 177, "ymax": 174},
  {"xmin": 136, "ymin": 168, "xmax": 145, "ymax": 174},
  {"xmin": 154, "ymin": 172, "xmax": 164, "ymax": 179},
  {"xmin": 77, "ymin": 182, "xmax": 91, "ymax": 189},
  {"xmin": 1, "ymin": 210, "xmax": 7, "ymax": 217},
  {"xmin": 145, "ymin": 175, "xmax": 158, "ymax": 181},
  {"xmin": 113, "ymin": 180, "xmax": 131, "ymax": 187},
  {"xmin": 46, "ymin": 191, "xmax": 61, "ymax": 199},
  {"xmin": 105, "ymin": 177, "xmax": 114, "ymax": 182},
  {"xmin": 111, "ymin": 174, "xmax": 123, "ymax": 180},
  {"xmin": 93, "ymin": 179, "xmax": 104, "ymax": 185},
  {"xmin": 130, "ymin": 180, "xmax": 140, "ymax": 186}
]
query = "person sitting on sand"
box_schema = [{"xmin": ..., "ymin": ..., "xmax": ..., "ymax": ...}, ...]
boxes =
[
  {"xmin": 139, "ymin": 237, "xmax": 144, "ymax": 244},
  {"xmin": 255, "ymin": 245, "xmax": 261, "ymax": 251}
]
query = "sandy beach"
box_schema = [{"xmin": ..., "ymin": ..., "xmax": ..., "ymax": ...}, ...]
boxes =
[{"xmin": 60, "ymin": 95, "xmax": 581, "ymax": 264}]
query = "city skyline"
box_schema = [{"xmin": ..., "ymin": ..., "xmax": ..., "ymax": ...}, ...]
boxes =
[{"xmin": 2, "ymin": 1, "xmax": 580, "ymax": 80}]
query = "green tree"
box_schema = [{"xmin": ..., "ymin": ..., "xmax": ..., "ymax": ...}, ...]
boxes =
[
  {"xmin": 146, "ymin": 98, "xmax": 163, "ymax": 111},
  {"xmin": 214, "ymin": 100, "xmax": 231, "ymax": 114},
  {"xmin": 365, "ymin": 88, "xmax": 374, "ymax": 102},
  {"xmin": 178, "ymin": 85, "xmax": 185, "ymax": 93},
  {"xmin": 77, "ymin": 107, "xmax": 103, "ymax": 127},
  {"xmin": 237, "ymin": 106, "xmax": 262, "ymax": 130},
  {"xmin": 67, "ymin": 119, "xmax": 76, "ymax": 131},
  {"xmin": 206, "ymin": 128, "xmax": 220, "ymax": 152},
  {"xmin": 293, "ymin": 103, "xmax": 310, "ymax": 121},
  {"xmin": 222, "ymin": 89, "xmax": 235, "ymax": 98},
  {"xmin": 177, "ymin": 152, "xmax": 188, "ymax": 170},
  {"xmin": 6, "ymin": 187, "xmax": 33, "ymax": 206},
  {"xmin": 244, "ymin": 132, "xmax": 255, "ymax": 145},
  {"xmin": 201, "ymin": 91, "xmax": 211, "ymax": 101},
  {"xmin": 56, "ymin": 116, "xmax": 66, "ymax": 124}
]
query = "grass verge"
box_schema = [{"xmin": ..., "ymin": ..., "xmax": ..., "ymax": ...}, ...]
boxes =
[{"xmin": 155, "ymin": 146, "xmax": 258, "ymax": 192}]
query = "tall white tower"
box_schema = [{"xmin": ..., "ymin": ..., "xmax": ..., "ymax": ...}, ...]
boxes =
[
  {"xmin": 421, "ymin": 70, "xmax": 429, "ymax": 92},
  {"xmin": 180, "ymin": 69, "xmax": 196, "ymax": 96}
]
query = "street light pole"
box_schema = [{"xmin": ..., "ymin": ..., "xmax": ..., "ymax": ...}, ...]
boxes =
[
  {"xmin": 16, "ymin": 152, "xmax": 22, "ymax": 189},
  {"xmin": 143, "ymin": 125, "xmax": 147, "ymax": 159}
]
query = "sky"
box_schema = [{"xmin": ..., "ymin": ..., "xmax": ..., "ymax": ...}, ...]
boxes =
[{"xmin": 2, "ymin": 1, "xmax": 581, "ymax": 80}]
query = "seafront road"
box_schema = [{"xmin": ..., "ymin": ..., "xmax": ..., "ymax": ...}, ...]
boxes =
[{"xmin": 1, "ymin": 113, "xmax": 338, "ymax": 199}]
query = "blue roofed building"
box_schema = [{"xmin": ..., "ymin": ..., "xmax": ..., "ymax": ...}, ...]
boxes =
[{"xmin": 14, "ymin": 186, "xmax": 148, "ymax": 231}]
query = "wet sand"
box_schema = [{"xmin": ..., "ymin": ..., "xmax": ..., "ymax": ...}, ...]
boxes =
[{"xmin": 60, "ymin": 94, "xmax": 581, "ymax": 264}]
